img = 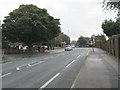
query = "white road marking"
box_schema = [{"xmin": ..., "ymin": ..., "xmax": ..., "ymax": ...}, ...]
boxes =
[
  {"xmin": 19, "ymin": 64, "xmax": 28, "ymax": 68},
  {"xmin": 16, "ymin": 64, "xmax": 28, "ymax": 70},
  {"xmin": 77, "ymin": 55, "xmax": 80, "ymax": 59},
  {"xmin": 16, "ymin": 67, "xmax": 20, "ymax": 70},
  {"xmin": 65, "ymin": 60, "xmax": 75, "ymax": 68},
  {"xmin": 0, "ymin": 73, "xmax": 11, "ymax": 78},
  {"xmin": 28, "ymin": 64, "xmax": 31, "ymax": 67},
  {"xmin": 71, "ymin": 49, "xmax": 91, "ymax": 88},
  {"xmin": 26, "ymin": 61, "xmax": 44, "ymax": 68},
  {"xmin": 3, "ymin": 62, "xmax": 12, "ymax": 65},
  {"xmin": 40, "ymin": 73, "xmax": 60, "ymax": 88},
  {"xmin": 71, "ymin": 83, "xmax": 75, "ymax": 88},
  {"xmin": 44, "ymin": 58, "xmax": 48, "ymax": 60},
  {"xmin": 86, "ymin": 50, "xmax": 90, "ymax": 56}
]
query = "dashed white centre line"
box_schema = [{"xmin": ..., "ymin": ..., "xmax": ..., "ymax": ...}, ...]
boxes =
[
  {"xmin": 65, "ymin": 60, "xmax": 75, "ymax": 68},
  {"xmin": 77, "ymin": 55, "xmax": 80, "ymax": 59},
  {"xmin": 0, "ymin": 73, "xmax": 11, "ymax": 78},
  {"xmin": 28, "ymin": 64, "xmax": 31, "ymax": 67},
  {"xmin": 16, "ymin": 67, "xmax": 20, "ymax": 70},
  {"xmin": 40, "ymin": 73, "xmax": 60, "ymax": 88}
]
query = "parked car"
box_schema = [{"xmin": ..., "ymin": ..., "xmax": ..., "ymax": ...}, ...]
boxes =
[
  {"xmin": 65, "ymin": 45, "xmax": 72, "ymax": 51},
  {"xmin": 41, "ymin": 45, "xmax": 49, "ymax": 50}
]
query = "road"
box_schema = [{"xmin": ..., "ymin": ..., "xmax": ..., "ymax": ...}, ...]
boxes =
[
  {"xmin": 1, "ymin": 48, "xmax": 118, "ymax": 89},
  {"xmin": 2, "ymin": 48, "xmax": 90, "ymax": 88}
]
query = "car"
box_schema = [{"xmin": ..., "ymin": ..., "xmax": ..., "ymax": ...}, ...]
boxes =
[
  {"xmin": 41, "ymin": 45, "xmax": 49, "ymax": 50},
  {"xmin": 65, "ymin": 45, "xmax": 72, "ymax": 51},
  {"xmin": 71, "ymin": 45, "xmax": 75, "ymax": 48}
]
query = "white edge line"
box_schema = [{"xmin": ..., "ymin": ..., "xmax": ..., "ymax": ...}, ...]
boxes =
[
  {"xmin": 40, "ymin": 73, "xmax": 60, "ymax": 88},
  {"xmin": 0, "ymin": 73, "xmax": 11, "ymax": 78},
  {"xmin": 71, "ymin": 49, "xmax": 91, "ymax": 88},
  {"xmin": 65, "ymin": 60, "xmax": 75, "ymax": 68}
]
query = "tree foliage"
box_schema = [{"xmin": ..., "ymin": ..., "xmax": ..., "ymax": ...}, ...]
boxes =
[
  {"xmin": 71, "ymin": 40, "xmax": 77, "ymax": 45},
  {"xmin": 95, "ymin": 34, "xmax": 106, "ymax": 42},
  {"xmin": 77, "ymin": 36, "xmax": 88, "ymax": 47},
  {"xmin": 102, "ymin": 0, "xmax": 120, "ymax": 19},
  {"xmin": 54, "ymin": 32, "xmax": 70, "ymax": 47},
  {"xmin": 2, "ymin": 4, "xmax": 61, "ymax": 49},
  {"xmin": 102, "ymin": 0, "xmax": 120, "ymax": 10},
  {"xmin": 102, "ymin": 19, "xmax": 120, "ymax": 37}
]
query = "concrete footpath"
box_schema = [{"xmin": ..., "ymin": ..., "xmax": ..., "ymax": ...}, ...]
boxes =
[{"xmin": 72, "ymin": 48, "xmax": 118, "ymax": 88}]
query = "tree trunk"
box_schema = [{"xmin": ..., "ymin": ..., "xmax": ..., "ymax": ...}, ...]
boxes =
[{"xmin": 28, "ymin": 45, "xmax": 33, "ymax": 52}]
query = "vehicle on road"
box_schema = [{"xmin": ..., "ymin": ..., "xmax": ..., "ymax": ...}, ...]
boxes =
[
  {"xmin": 41, "ymin": 45, "xmax": 49, "ymax": 50},
  {"xmin": 65, "ymin": 45, "xmax": 72, "ymax": 51}
]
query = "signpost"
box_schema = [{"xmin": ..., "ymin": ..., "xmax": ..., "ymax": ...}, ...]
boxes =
[{"xmin": 91, "ymin": 34, "xmax": 96, "ymax": 52}]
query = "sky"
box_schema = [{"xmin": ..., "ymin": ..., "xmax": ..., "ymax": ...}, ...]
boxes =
[{"xmin": 0, "ymin": 0, "xmax": 118, "ymax": 41}]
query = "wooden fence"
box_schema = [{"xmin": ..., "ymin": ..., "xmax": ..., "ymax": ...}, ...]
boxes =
[{"xmin": 95, "ymin": 35, "xmax": 120, "ymax": 60}]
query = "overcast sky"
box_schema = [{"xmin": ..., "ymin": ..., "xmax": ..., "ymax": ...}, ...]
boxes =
[{"xmin": 0, "ymin": 0, "xmax": 117, "ymax": 40}]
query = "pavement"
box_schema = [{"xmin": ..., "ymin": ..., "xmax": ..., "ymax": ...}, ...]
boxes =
[{"xmin": 71, "ymin": 48, "xmax": 118, "ymax": 88}]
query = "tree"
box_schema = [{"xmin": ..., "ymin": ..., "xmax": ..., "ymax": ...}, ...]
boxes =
[
  {"xmin": 54, "ymin": 32, "xmax": 70, "ymax": 47},
  {"xmin": 102, "ymin": 19, "xmax": 120, "ymax": 37},
  {"xmin": 71, "ymin": 40, "xmax": 77, "ymax": 45},
  {"xmin": 62, "ymin": 34, "xmax": 70, "ymax": 45},
  {"xmin": 103, "ymin": 0, "xmax": 120, "ymax": 10},
  {"xmin": 102, "ymin": 0, "xmax": 120, "ymax": 18},
  {"xmin": 95, "ymin": 34, "xmax": 106, "ymax": 42},
  {"xmin": 77, "ymin": 36, "xmax": 88, "ymax": 47},
  {"xmin": 2, "ymin": 4, "xmax": 61, "ymax": 51}
]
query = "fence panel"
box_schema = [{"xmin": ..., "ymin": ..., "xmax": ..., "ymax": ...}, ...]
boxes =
[{"xmin": 95, "ymin": 35, "xmax": 120, "ymax": 59}]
